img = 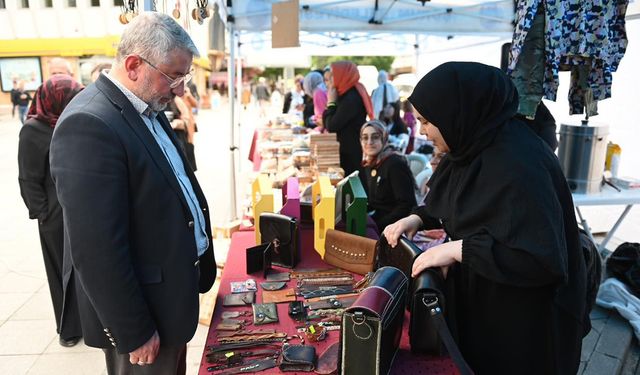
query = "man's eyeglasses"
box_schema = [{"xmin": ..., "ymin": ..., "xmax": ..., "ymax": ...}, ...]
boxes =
[
  {"xmin": 360, "ymin": 133, "xmax": 383, "ymax": 143},
  {"xmin": 138, "ymin": 56, "xmax": 193, "ymax": 89}
]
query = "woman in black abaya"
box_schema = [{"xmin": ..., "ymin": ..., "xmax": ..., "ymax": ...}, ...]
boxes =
[{"xmin": 383, "ymin": 62, "xmax": 587, "ymax": 374}]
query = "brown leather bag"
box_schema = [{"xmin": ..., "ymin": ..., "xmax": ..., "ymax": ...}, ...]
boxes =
[{"xmin": 324, "ymin": 229, "xmax": 377, "ymax": 275}]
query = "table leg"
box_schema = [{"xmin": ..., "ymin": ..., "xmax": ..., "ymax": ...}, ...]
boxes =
[
  {"xmin": 575, "ymin": 206, "xmax": 596, "ymax": 245},
  {"xmin": 599, "ymin": 204, "xmax": 634, "ymax": 252}
]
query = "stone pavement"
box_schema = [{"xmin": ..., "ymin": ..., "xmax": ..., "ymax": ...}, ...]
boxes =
[{"xmin": 1, "ymin": 102, "xmax": 639, "ymax": 374}]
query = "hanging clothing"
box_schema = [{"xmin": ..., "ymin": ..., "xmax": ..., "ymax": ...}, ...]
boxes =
[
  {"xmin": 508, "ymin": 0, "xmax": 629, "ymax": 117},
  {"xmin": 409, "ymin": 62, "xmax": 587, "ymax": 374}
]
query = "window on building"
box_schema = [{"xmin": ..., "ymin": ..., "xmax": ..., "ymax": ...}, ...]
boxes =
[
  {"xmin": 20, "ymin": 0, "xmax": 29, "ymax": 8},
  {"xmin": 43, "ymin": 0, "xmax": 53, "ymax": 7},
  {"xmin": 114, "ymin": 0, "xmax": 123, "ymax": 6},
  {"xmin": 67, "ymin": 0, "xmax": 76, "ymax": 7},
  {"xmin": 90, "ymin": 0, "xmax": 100, "ymax": 6}
]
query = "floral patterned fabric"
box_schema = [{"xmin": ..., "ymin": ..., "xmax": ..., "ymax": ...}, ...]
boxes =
[{"xmin": 508, "ymin": 0, "xmax": 629, "ymax": 116}]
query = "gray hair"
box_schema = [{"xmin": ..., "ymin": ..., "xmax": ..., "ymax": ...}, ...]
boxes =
[{"xmin": 115, "ymin": 12, "xmax": 199, "ymax": 66}]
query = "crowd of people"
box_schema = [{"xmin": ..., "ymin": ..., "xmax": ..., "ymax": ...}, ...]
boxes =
[{"xmin": 12, "ymin": 10, "xmax": 595, "ymax": 375}]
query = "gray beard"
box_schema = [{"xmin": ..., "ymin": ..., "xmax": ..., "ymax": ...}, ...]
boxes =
[{"xmin": 137, "ymin": 75, "xmax": 171, "ymax": 112}]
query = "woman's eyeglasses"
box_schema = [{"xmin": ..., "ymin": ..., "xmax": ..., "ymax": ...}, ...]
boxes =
[{"xmin": 360, "ymin": 133, "xmax": 382, "ymax": 143}]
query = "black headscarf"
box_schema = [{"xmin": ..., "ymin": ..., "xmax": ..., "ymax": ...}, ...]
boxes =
[{"xmin": 409, "ymin": 62, "xmax": 585, "ymax": 322}]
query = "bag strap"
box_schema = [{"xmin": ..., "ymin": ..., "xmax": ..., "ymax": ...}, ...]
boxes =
[
  {"xmin": 424, "ymin": 296, "xmax": 474, "ymax": 375},
  {"xmin": 382, "ymin": 84, "xmax": 388, "ymax": 107}
]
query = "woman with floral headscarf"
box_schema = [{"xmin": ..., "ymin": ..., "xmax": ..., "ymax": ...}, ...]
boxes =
[
  {"xmin": 360, "ymin": 120, "xmax": 416, "ymax": 232},
  {"xmin": 323, "ymin": 61, "xmax": 374, "ymax": 178},
  {"xmin": 18, "ymin": 74, "xmax": 84, "ymax": 347}
]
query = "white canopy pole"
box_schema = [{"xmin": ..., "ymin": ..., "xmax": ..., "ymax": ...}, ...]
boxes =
[
  {"xmin": 236, "ymin": 32, "xmax": 243, "ymax": 173},
  {"xmin": 227, "ymin": 17, "xmax": 238, "ymax": 221}
]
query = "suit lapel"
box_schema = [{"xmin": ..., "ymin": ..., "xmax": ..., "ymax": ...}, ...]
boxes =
[{"xmin": 95, "ymin": 76, "xmax": 192, "ymax": 219}]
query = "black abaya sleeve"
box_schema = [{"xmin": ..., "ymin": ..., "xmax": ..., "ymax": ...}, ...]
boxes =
[
  {"xmin": 412, "ymin": 206, "xmax": 443, "ymax": 230},
  {"xmin": 461, "ymin": 231, "xmax": 566, "ymax": 287},
  {"xmin": 323, "ymin": 88, "xmax": 364, "ymax": 133}
]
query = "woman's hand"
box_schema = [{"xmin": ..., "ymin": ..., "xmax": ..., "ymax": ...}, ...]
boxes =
[
  {"xmin": 382, "ymin": 214, "xmax": 423, "ymax": 247},
  {"xmin": 411, "ymin": 240, "xmax": 462, "ymax": 278},
  {"xmin": 327, "ymin": 87, "xmax": 338, "ymax": 103}
]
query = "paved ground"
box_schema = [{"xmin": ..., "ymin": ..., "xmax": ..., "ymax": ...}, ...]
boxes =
[{"xmin": 0, "ymin": 100, "xmax": 639, "ymax": 374}]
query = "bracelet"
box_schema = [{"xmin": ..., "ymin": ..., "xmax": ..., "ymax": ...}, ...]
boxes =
[
  {"xmin": 327, "ymin": 102, "xmax": 336, "ymax": 108},
  {"xmin": 304, "ymin": 324, "xmax": 327, "ymax": 342}
]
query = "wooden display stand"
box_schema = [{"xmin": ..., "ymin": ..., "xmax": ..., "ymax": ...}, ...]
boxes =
[
  {"xmin": 340, "ymin": 175, "xmax": 368, "ymax": 236},
  {"xmin": 252, "ymin": 174, "xmax": 274, "ymax": 245},
  {"xmin": 280, "ymin": 177, "xmax": 300, "ymax": 221},
  {"xmin": 312, "ymin": 176, "xmax": 335, "ymax": 258}
]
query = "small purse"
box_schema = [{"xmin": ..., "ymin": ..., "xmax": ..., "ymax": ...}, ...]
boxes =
[
  {"xmin": 324, "ymin": 229, "xmax": 377, "ymax": 275},
  {"xmin": 252, "ymin": 303, "xmax": 279, "ymax": 325},
  {"xmin": 278, "ymin": 344, "xmax": 316, "ymax": 372},
  {"xmin": 259, "ymin": 213, "xmax": 300, "ymax": 268}
]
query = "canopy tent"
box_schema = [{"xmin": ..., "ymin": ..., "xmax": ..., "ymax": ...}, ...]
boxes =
[{"xmin": 211, "ymin": 0, "xmax": 518, "ymax": 220}]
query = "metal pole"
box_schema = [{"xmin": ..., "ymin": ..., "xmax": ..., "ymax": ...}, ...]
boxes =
[
  {"xmin": 227, "ymin": 20, "xmax": 238, "ymax": 221},
  {"xmin": 236, "ymin": 32, "xmax": 243, "ymax": 172},
  {"xmin": 414, "ymin": 34, "xmax": 420, "ymax": 74}
]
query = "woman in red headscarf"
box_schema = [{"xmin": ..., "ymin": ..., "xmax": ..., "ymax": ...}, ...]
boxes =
[
  {"xmin": 323, "ymin": 61, "xmax": 374, "ymax": 178},
  {"xmin": 18, "ymin": 74, "xmax": 84, "ymax": 347}
]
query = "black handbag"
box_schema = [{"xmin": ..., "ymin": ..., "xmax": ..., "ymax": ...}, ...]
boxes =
[
  {"xmin": 340, "ymin": 266, "xmax": 408, "ymax": 375},
  {"xmin": 376, "ymin": 234, "xmax": 423, "ymax": 282},
  {"xmin": 259, "ymin": 213, "xmax": 300, "ymax": 268}
]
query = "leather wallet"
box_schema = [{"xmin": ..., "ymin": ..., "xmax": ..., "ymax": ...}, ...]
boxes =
[
  {"xmin": 259, "ymin": 213, "xmax": 300, "ymax": 268},
  {"xmin": 278, "ymin": 344, "xmax": 316, "ymax": 372},
  {"xmin": 252, "ymin": 303, "xmax": 279, "ymax": 325},
  {"xmin": 288, "ymin": 301, "xmax": 306, "ymax": 321},
  {"xmin": 262, "ymin": 288, "xmax": 296, "ymax": 304},
  {"xmin": 324, "ymin": 229, "xmax": 377, "ymax": 275},
  {"xmin": 246, "ymin": 242, "xmax": 272, "ymax": 277},
  {"xmin": 222, "ymin": 292, "xmax": 255, "ymax": 307}
]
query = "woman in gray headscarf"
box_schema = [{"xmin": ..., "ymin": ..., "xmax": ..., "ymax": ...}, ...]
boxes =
[{"xmin": 303, "ymin": 71, "xmax": 328, "ymax": 128}]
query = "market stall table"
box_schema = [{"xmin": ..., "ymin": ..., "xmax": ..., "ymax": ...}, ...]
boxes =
[
  {"xmin": 572, "ymin": 184, "xmax": 640, "ymax": 253},
  {"xmin": 198, "ymin": 228, "xmax": 458, "ymax": 374}
]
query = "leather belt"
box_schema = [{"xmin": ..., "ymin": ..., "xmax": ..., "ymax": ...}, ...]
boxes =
[{"xmin": 213, "ymin": 357, "xmax": 278, "ymax": 374}]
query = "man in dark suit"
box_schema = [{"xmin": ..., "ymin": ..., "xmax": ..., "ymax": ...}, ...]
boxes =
[{"xmin": 50, "ymin": 12, "xmax": 216, "ymax": 374}]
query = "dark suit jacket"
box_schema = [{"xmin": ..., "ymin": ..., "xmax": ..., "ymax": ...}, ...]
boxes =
[{"xmin": 50, "ymin": 75, "xmax": 216, "ymax": 354}]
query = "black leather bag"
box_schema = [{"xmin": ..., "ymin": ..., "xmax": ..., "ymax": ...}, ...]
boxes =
[
  {"xmin": 410, "ymin": 267, "xmax": 446, "ymax": 355},
  {"xmin": 259, "ymin": 213, "xmax": 300, "ymax": 268},
  {"xmin": 376, "ymin": 234, "xmax": 424, "ymax": 282},
  {"xmin": 340, "ymin": 266, "xmax": 408, "ymax": 375}
]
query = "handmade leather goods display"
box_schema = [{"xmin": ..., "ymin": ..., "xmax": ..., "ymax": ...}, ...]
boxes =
[
  {"xmin": 410, "ymin": 268, "xmax": 474, "ymax": 375},
  {"xmin": 376, "ymin": 235, "xmax": 424, "ymax": 282},
  {"xmin": 340, "ymin": 266, "xmax": 408, "ymax": 375},
  {"xmin": 262, "ymin": 288, "xmax": 296, "ymax": 304},
  {"xmin": 324, "ymin": 229, "xmax": 377, "ymax": 275},
  {"xmin": 246, "ymin": 242, "xmax": 272, "ymax": 277},
  {"xmin": 252, "ymin": 303, "xmax": 279, "ymax": 325},
  {"xmin": 223, "ymin": 292, "xmax": 255, "ymax": 307},
  {"xmin": 278, "ymin": 344, "xmax": 316, "ymax": 372},
  {"xmin": 259, "ymin": 213, "xmax": 300, "ymax": 268}
]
